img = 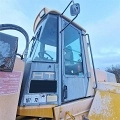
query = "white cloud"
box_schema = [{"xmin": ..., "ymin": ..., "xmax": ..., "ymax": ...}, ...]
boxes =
[
  {"xmin": 85, "ymin": 9, "xmax": 120, "ymax": 69},
  {"xmin": 0, "ymin": 0, "xmax": 33, "ymax": 54}
]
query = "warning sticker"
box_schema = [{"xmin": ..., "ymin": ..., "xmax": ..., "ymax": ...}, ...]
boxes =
[{"xmin": 0, "ymin": 71, "xmax": 22, "ymax": 95}]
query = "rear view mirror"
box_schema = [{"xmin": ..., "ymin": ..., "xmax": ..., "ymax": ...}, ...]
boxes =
[
  {"xmin": 0, "ymin": 32, "xmax": 18, "ymax": 72},
  {"xmin": 70, "ymin": 3, "xmax": 80, "ymax": 16}
]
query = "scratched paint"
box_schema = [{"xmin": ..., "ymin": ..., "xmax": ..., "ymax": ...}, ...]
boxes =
[
  {"xmin": 88, "ymin": 82, "xmax": 120, "ymax": 120},
  {"xmin": 89, "ymin": 91, "xmax": 112, "ymax": 119}
]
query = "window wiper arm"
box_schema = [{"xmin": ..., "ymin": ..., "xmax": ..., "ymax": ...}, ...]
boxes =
[{"xmin": 29, "ymin": 26, "xmax": 42, "ymax": 57}]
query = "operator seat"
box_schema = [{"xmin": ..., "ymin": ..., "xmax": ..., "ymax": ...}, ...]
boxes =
[
  {"xmin": 64, "ymin": 46, "xmax": 74, "ymax": 75},
  {"xmin": 64, "ymin": 46, "xmax": 73, "ymax": 65}
]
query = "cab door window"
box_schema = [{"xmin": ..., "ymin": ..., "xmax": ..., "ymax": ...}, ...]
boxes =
[{"xmin": 63, "ymin": 22, "xmax": 83, "ymax": 75}]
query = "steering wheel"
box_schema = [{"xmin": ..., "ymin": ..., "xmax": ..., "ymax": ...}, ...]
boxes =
[{"xmin": 39, "ymin": 51, "xmax": 53, "ymax": 60}]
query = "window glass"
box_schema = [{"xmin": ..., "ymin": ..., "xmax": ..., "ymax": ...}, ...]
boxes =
[
  {"xmin": 64, "ymin": 21, "xmax": 83, "ymax": 75},
  {"xmin": 29, "ymin": 14, "xmax": 58, "ymax": 62}
]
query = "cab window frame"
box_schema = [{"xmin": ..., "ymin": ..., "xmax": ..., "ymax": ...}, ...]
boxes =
[{"xmin": 62, "ymin": 20, "xmax": 84, "ymax": 77}]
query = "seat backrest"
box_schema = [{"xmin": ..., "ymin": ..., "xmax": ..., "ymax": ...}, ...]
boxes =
[{"xmin": 65, "ymin": 46, "xmax": 73, "ymax": 64}]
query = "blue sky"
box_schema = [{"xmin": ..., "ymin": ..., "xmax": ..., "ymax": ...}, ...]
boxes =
[{"xmin": 0, "ymin": 0, "xmax": 120, "ymax": 70}]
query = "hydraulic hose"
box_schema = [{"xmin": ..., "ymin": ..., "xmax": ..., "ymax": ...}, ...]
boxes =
[{"xmin": 0, "ymin": 24, "xmax": 29, "ymax": 61}]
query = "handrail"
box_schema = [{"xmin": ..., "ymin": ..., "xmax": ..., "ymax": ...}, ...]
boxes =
[{"xmin": 83, "ymin": 34, "xmax": 97, "ymax": 89}]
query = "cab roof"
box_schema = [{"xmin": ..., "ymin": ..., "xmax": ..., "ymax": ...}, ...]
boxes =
[{"xmin": 33, "ymin": 8, "xmax": 86, "ymax": 33}]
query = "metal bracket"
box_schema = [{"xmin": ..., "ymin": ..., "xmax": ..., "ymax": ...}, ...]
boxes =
[{"xmin": 64, "ymin": 111, "xmax": 75, "ymax": 120}]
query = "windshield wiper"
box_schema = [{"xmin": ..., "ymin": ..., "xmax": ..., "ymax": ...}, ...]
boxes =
[{"xmin": 29, "ymin": 26, "xmax": 42, "ymax": 57}]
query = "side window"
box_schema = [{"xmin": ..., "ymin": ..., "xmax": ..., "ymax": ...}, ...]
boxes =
[
  {"xmin": 29, "ymin": 14, "xmax": 58, "ymax": 62},
  {"xmin": 64, "ymin": 22, "xmax": 83, "ymax": 75}
]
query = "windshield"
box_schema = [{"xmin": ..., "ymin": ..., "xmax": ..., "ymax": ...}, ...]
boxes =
[{"xmin": 29, "ymin": 14, "xmax": 58, "ymax": 62}]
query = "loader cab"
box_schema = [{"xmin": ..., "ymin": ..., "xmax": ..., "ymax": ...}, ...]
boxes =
[{"xmin": 19, "ymin": 8, "xmax": 94, "ymax": 107}]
